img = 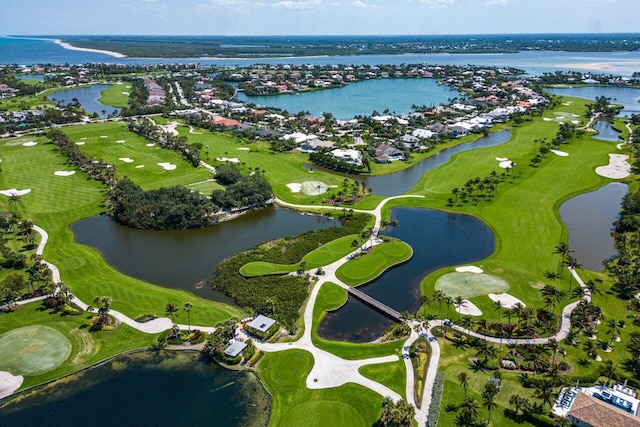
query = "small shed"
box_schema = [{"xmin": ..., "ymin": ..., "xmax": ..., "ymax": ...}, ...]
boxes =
[
  {"xmin": 248, "ymin": 315, "xmax": 276, "ymax": 333},
  {"xmin": 224, "ymin": 341, "xmax": 247, "ymax": 358}
]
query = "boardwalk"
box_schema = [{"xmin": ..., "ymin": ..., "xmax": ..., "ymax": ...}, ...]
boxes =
[{"xmin": 347, "ymin": 286, "xmax": 402, "ymax": 321}]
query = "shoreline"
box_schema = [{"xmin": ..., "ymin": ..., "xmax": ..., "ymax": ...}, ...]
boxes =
[{"xmin": 52, "ymin": 38, "xmax": 127, "ymax": 58}]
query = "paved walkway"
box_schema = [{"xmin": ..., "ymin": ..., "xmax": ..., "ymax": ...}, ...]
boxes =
[{"xmin": 23, "ymin": 201, "xmax": 593, "ymax": 425}]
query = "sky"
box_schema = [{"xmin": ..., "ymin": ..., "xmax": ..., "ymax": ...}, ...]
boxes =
[{"xmin": 1, "ymin": 0, "xmax": 639, "ymax": 36}]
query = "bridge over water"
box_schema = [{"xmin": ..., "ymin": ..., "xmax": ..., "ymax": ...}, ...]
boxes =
[{"xmin": 346, "ymin": 286, "xmax": 402, "ymax": 321}]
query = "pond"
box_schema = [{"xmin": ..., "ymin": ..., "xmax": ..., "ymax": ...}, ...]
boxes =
[
  {"xmin": 318, "ymin": 207, "xmax": 495, "ymax": 342},
  {"xmin": 559, "ymin": 183, "xmax": 628, "ymax": 271},
  {"xmin": 48, "ymin": 84, "xmax": 120, "ymax": 118},
  {"xmin": 592, "ymin": 120, "xmax": 622, "ymax": 142},
  {"xmin": 71, "ymin": 207, "xmax": 341, "ymax": 303},
  {"xmin": 546, "ymin": 86, "xmax": 640, "ymax": 118},
  {"xmin": 237, "ymin": 78, "xmax": 460, "ymax": 119},
  {"xmin": 0, "ymin": 351, "xmax": 270, "ymax": 427}
]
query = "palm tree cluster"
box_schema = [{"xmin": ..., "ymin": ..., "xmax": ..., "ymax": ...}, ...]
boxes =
[
  {"xmin": 91, "ymin": 296, "xmax": 113, "ymax": 327},
  {"xmin": 447, "ymin": 170, "xmax": 512, "ymax": 207},
  {"xmin": 127, "ymin": 117, "xmax": 200, "ymax": 167},
  {"xmin": 377, "ymin": 397, "xmax": 415, "ymax": 427}
]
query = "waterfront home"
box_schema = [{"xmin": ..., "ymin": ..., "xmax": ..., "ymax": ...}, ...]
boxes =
[
  {"xmin": 248, "ymin": 315, "xmax": 276, "ymax": 333},
  {"xmin": 224, "ymin": 340, "xmax": 247, "ymax": 358},
  {"xmin": 300, "ymin": 138, "xmax": 334, "ymax": 152},
  {"xmin": 374, "ymin": 143, "xmax": 405, "ymax": 162},
  {"xmin": 331, "ymin": 148, "xmax": 363, "ymax": 166}
]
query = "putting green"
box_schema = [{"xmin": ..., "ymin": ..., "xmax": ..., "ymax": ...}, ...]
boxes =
[
  {"xmin": 282, "ymin": 401, "xmax": 366, "ymax": 427},
  {"xmin": 301, "ymin": 180, "xmax": 330, "ymax": 195},
  {"xmin": 435, "ymin": 272, "xmax": 510, "ymax": 299},
  {"xmin": 0, "ymin": 325, "xmax": 71, "ymax": 375}
]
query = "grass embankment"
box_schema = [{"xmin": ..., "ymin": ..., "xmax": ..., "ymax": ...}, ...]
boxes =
[
  {"xmin": 0, "ymin": 133, "xmax": 242, "ymax": 327},
  {"xmin": 335, "ymin": 239, "xmax": 413, "ymax": 286},
  {"xmin": 97, "ymin": 83, "xmax": 130, "ymax": 108},
  {"xmin": 240, "ymin": 234, "xmax": 359, "ymax": 277},
  {"xmin": 0, "ymin": 303, "xmax": 153, "ymax": 390}
]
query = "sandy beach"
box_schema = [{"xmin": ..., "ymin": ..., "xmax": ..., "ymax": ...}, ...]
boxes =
[{"xmin": 53, "ymin": 39, "xmax": 126, "ymax": 58}]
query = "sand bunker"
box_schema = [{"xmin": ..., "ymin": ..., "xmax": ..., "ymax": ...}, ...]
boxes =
[
  {"xmin": 116, "ymin": 140, "xmax": 125, "ymax": 143},
  {"xmin": 287, "ymin": 183, "xmax": 302, "ymax": 193},
  {"xmin": 455, "ymin": 300, "xmax": 483, "ymax": 316},
  {"xmin": 488, "ymin": 293, "xmax": 525, "ymax": 309},
  {"xmin": 22, "ymin": 141, "xmax": 37, "ymax": 146},
  {"xmin": 456, "ymin": 266, "xmax": 483, "ymax": 274},
  {"xmin": 136, "ymin": 165, "xmax": 145, "ymax": 168},
  {"xmin": 499, "ymin": 160, "xmax": 515, "ymax": 169},
  {"xmin": 122, "ymin": 92, "xmax": 129, "ymax": 95},
  {"xmin": 563, "ymin": 102, "xmax": 573, "ymax": 106},
  {"xmin": 75, "ymin": 141, "xmax": 85, "ymax": 145},
  {"xmin": 237, "ymin": 147, "xmax": 250, "ymax": 151},
  {"xmin": 54, "ymin": 171, "xmax": 76, "ymax": 176},
  {"xmin": 543, "ymin": 118, "xmax": 553, "ymax": 121},
  {"xmin": 571, "ymin": 120, "xmax": 580, "ymax": 124},
  {"xmin": 436, "ymin": 272, "xmax": 510, "ymax": 299},
  {"xmin": 495, "ymin": 157, "xmax": 508, "ymax": 161},
  {"xmin": 595, "ymin": 154, "xmax": 631, "ymax": 179},
  {"xmin": 100, "ymin": 135, "xmax": 108, "ymax": 138},
  {"xmin": 217, "ymin": 157, "xmax": 240, "ymax": 163},
  {"xmin": 119, "ymin": 157, "xmax": 134, "ymax": 163},
  {"xmin": 158, "ymin": 162, "xmax": 177, "ymax": 171},
  {"xmin": 301, "ymin": 180, "xmax": 329, "ymax": 195},
  {"xmin": 550, "ymin": 149, "xmax": 569, "ymax": 157},
  {"xmin": 0, "ymin": 371, "xmax": 24, "ymax": 399},
  {"xmin": 146, "ymin": 143, "xmax": 155, "ymax": 147},
  {"xmin": 0, "ymin": 188, "xmax": 31, "ymax": 197}
]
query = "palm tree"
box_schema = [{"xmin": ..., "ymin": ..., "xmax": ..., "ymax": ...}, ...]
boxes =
[
  {"xmin": 599, "ymin": 360, "xmax": 618, "ymax": 385},
  {"xmin": 553, "ymin": 242, "xmax": 572, "ymax": 273},
  {"xmin": 183, "ymin": 302, "xmax": 193, "ymax": 332},
  {"xmin": 460, "ymin": 396, "xmax": 479, "ymax": 424},
  {"xmin": 453, "ymin": 296, "xmax": 465, "ymax": 321},
  {"xmin": 433, "ymin": 290, "xmax": 445, "ymax": 318},
  {"xmin": 457, "ymin": 371, "xmax": 469, "ymax": 397},
  {"xmin": 476, "ymin": 341, "xmax": 497, "ymax": 364},
  {"xmin": 92, "ymin": 296, "xmax": 112, "ymax": 325},
  {"xmin": 461, "ymin": 315, "xmax": 474, "ymax": 331},
  {"xmin": 535, "ymin": 379, "xmax": 558, "ymax": 410},
  {"xmin": 482, "ymin": 391, "xmax": 498, "ymax": 425},
  {"xmin": 583, "ymin": 339, "xmax": 598, "ymax": 360},
  {"xmin": 543, "ymin": 270, "xmax": 561, "ymax": 281},
  {"xmin": 445, "ymin": 296, "xmax": 453, "ymax": 321},
  {"xmin": 419, "ymin": 294, "xmax": 431, "ymax": 317},
  {"xmin": 606, "ymin": 318, "xmax": 622, "ymax": 342},
  {"xmin": 165, "ymin": 301, "xmax": 180, "ymax": 326}
]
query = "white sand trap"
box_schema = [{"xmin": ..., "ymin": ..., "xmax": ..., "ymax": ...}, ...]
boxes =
[
  {"xmin": 571, "ymin": 120, "xmax": 580, "ymax": 124},
  {"xmin": 22, "ymin": 141, "xmax": 37, "ymax": 146},
  {"xmin": 119, "ymin": 157, "xmax": 134, "ymax": 163},
  {"xmin": 301, "ymin": 180, "xmax": 329, "ymax": 195},
  {"xmin": 456, "ymin": 266, "xmax": 483, "ymax": 274},
  {"xmin": 0, "ymin": 371, "xmax": 24, "ymax": 399},
  {"xmin": 116, "ymin": 82, "xmax": 123, "ymax": 85},
  {"xmin": 237, "ymin": 147, "xmax": 250, "ymax": 151},
  {"xmin": 54, "ymin": 171, "xmax": 76, "ymax": 176},
  {"xmin": 157, "ymin": 162, "xmax": 177, "ymax": 171},
  {"xmin": 146, "ymin": 143, "xmax": 155, "ymax": 147},
  {"xmin": 563, "ymin": 102, "xmax": 573, "ymax": 106},
  {"xmin": 100, "ymin": 135, "xmax": 108, "ymax": 138},
  {"xmin": 136, "ymin": 165, "xmax": 145, "ymax": 168},
  {"xmin": 216, "ymin": 157, "xmax": 240, "ymax": 163},
  {"xmin": 0, "ymin": 188, "xmax": 31, "ymax": 197},
  {"xmin": 456, "ymin": 300, "xmax": 483, "ymax": 316},
  {"xmin": 495, "ymin": 157, "xmax": 508, "ymax": 161},
  {"xmin": 75, "ymin": 141, "xmax": 85, "ymax": 145},
  {"xmin": 116, "ymin": 140, "xmax": 126, "ymax": 143},
  {"xmin": 616, "ymin": 143, "xmax": 626, "ymax": 150},
  {"xmin": 499, "ymin": 160, "xmax": 515, "ymax": 168},
  {"xmin": 122, "ymin": 92, "xmax": 129, "ymax": 95},
  {"xmin": 571, "ymin": 114, "xmax": 579, "ymax": 117},
  {"xmin": 550, "ymin": 149, "xmax": 569, "ymax": 157},
  {"xmin": 126, "ymin": 86, "xmax": 132, "ymax": 88},
  {"xmin": 488, "ymin": 293, "xmax": 525, "ymax": 309},
  {"xmin": 287, "ymin": 183, "xmax": 302, "ymax": 193},
  {"xmin": 543, "ymin": 118, "xmax": 553, "ymax": 121},
  {"xmin": 558, "ymin": 121, "xmax": 564, "ymax": 124},
  {"xmin": 596, "ymin": 154, "xmax": 631, "ymax": 179}
]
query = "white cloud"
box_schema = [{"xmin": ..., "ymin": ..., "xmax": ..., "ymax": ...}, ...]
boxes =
[
  {"xmin": 484, "ymin": 0, "xmax": 509, "ymax": 5},
  {"xmin": 352, "ymin": 0, "xmax": 367, "ymax": 7},
  {"xmin": 419, "ymin": 0, "xmax": 455, "ymax": 8},
  {"xmin": 196, "ymin": 0, "xmax": 266, "ymax": 13},
  {"xmin": 272, "ymin": 0, "xmax": 326, "ymax": 11}
]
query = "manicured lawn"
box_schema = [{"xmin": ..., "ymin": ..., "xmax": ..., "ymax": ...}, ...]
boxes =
[
  {"xmin": 98, "ymin": 83, "xmax": 130, "ymax": 107},
  {"xmin": 258, "ymin": 350, "xmax": 384, "ymax": 427},
  {"xmin": 0, "ymin": 134, "xmax": 242, "ymax": 326},
  {"xmin": 359, "ymin": 360, "xmax": 407, "ymax": 397},
  {"xmin": 0, "ymin": 302, "xmax": 155, "ymax": 390},
  {"xmin": 186, "ymin": 179, "xmax": 224, "ymax": 194},
  {"xmin": 63, "ymin": 121, "xmax": 212, "ymax": 190},
  {"xmin": 240, "ymin": 235, "xmax": 361, "ymax": 277},
  {"xmin": 336, "ymin": 239, "xmax": 413, "ymax": 286}
]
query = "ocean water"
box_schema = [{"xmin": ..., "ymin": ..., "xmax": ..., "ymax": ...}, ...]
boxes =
[{"xmin": 3, "ymin": 36, "xmax": 640, "ymax": 77}]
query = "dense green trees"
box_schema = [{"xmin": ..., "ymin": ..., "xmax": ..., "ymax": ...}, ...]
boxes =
[
  {"xmin": 211, "ymin": 173, "xmax": 272, "ymax": 210},
  {"xmin": 107, "ymin": 177, "xmax": 217, "ymax": 230}
]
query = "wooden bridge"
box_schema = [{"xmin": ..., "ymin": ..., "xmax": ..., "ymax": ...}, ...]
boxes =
[{"xmin": 347, "ymin": 287, "xmax": 403, "ymax": 321}]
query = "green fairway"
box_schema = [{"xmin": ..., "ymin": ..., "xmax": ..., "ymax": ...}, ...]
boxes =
[
  {"xmin": 63, "ymin": 122, "xmax": 212, "ymax": 190},
  {"xmin": 336, "ymin": 240, "xmax": 413, "ymax": 286},
  {"xmin": 240, "ymin": 235, "xmax": 360, "ymax": 277},
  {"xmin": 435, "ymin": 272, "xmax": 510, "ymax": 299},
  {"xmin": 98, "ymin": 82, "xmax": 130, "ymax": 107},
  {"xmin": 186, "ymin": 179, "xmax": 224, "ymax": 194},
  {"xmin": 0, "ymin": 134, "xmax": 242, "ymax": 326},
  {"xmin": 0, "ymin": 325, "xmax": 71, "ymax": 375}
]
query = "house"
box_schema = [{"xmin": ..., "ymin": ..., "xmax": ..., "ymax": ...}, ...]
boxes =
[
  {"xmin": 567, "ymin": 392, "xmax": 640, "ymax": 427},
  {"xmin": 248, "ymin": 315, "xmax": 276, "ymax": 333},
  {"xmin": 374, "ymin": 144, "xmax": 405, "ymax": 163},
  {"xmin": 331, "ymin": 148, "xmax": 363, "ymax": 166},
  {"xmin": 412, "ymin": 129, "xmax": 435, "ymax": 139},
  {"xmin": 300, "ymin": 138, "xmax": 334, "ymax": 152},
  {"xmin": 224, "ymin": 340, "xmax": 247, "ymax": 358}
]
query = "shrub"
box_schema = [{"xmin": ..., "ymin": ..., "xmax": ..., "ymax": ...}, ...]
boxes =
[
  {"xmin": 43, "ymin": 297, "xmax": 60, "ymax": 309},
  {"xmin": 427, "ymin": 371, "xmax": 445, "ymax": 426}
]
